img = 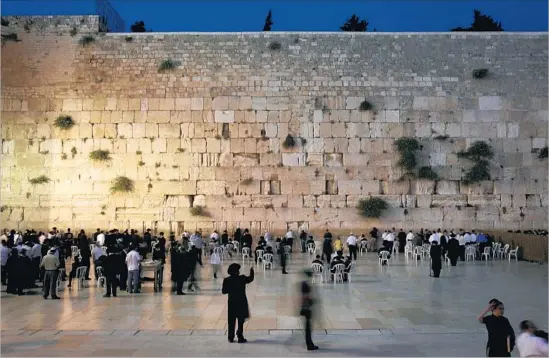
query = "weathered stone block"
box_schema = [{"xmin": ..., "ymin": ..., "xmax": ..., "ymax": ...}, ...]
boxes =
[
  {"xmin": 412, "ymin": 180, "xmax": 436, "ymax": 195},
  {"xmin": 282, "ymin": 153, "xmax": 306, "ymax": 167},
  {"xmin": 215, "ymin": 110, "xmax": 234, "ymax": 123},
  {"xmin": 431, "ymin": 195, "xmax": 467, "ymax": 207},
  {"xmin": 435, "ymin": 180, "xmax": 459, "ymax": 195}
]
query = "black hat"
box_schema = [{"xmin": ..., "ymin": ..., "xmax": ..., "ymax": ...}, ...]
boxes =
[{"xmin": 227, "ymin": 263, "xmax": 241, "ymax": 275}]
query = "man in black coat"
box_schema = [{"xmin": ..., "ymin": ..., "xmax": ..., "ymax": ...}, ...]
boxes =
[
  {"xmin": 222, "ymin": 264, "xmax": 254, "ymax": 343},
  {"xmin": 102, "ymin": 247, "xmax": 119, "ymax": 297},
  {"xmin": 397, "ymin": 229, "xmax": 406, "ymax": 253},
  {"xmin": 446, "ymin": 233, "xmax": 460, "ymax": 266},
  {"xmin": 280, "ymin": 238, "xmax": 288, "ymax": 274},
  {"xmin": 430, "ymin": 242, "xmax": 442, "ymax": 278}
]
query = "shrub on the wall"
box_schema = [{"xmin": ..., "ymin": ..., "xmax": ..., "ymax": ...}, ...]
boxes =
[
  {"xmin": 472, "ymin": 69, "xmax": 489, "ymax": 79},
  {"xmin": 1, "ymin": 33, "xmax": 20, "ymax": 45},
  {"xmin": 158, "ymin": 59, "xmax": 175, "ymax": 72},
  {"xmin": 29, "ymin": 175, "xmax": 50, "ymax": 185},
  {"xmin": 538, "ymin": 146, "xmax": 548, "ymax": 160},
  {"xmin": 54, "ymin": 115, "xmax": 74, "ymax": 129},
  {"xmin": 462, "ymin": 160, "xmax": 491, "ymax": 185},
  {"xmin": 359, "ymin": 100, "xmax": 373, "ymax": 111},
  {"xmin": 418, "ymin": 166, "xmax": 439, "ymax": 180},
  {"xmin": 357, "ymin": 197, "xmax": 388, "ymax": 218},
  {"xmin": 190, "ymin": 206, "xmax": 206, "ymax": 216},
  {"xmin": 394, "ymin": 137, "xmax": 420, "ymax": 172},
  {"xmin": 458, "ymin": 141, "xmax": 494, "ymax": 185},
  {"xmin": 89, "ymin": 150, "xmax": 111, "ymax": 161},
  {"xmin": 1, "ymin": 18, "xmax": 9, "ymax": 26},
  {"xmin": 110, "ymin": 176, "xmax": 134, "ymax": 193},
  {"xmin": 268, "ymin": 41, "xmax": 281, "ymax": 51},
  {"xmin": 79, "ymin": 35, "xmax": 95, "ymax": 46},
  {"xmin": 69, "ymin": 27, "xmax": 78, "ymax": 37},
  {"xmin": 282, "ymin": 134, "xmax": 296, "ymax": 148}
]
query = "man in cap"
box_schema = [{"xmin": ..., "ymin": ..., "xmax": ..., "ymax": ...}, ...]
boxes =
[
  {"xmin": 222, "ymin": 263, "xmax": 254, "ymax": 343},
  {"xmin": 40, "ymin": 247, "xmax": 60, "ymax": 299}
]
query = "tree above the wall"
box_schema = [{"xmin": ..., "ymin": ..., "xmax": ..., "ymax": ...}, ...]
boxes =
[
  {"xmin": 340, "ymin": 14, "xmax": 368, "ymax": 32},
  {"xmin": 451, "ymin": 9, "xmax": 504, "ymax": 31},
  {"xmin": 131, "ymin": 21, "xmax": 150, "ymax": 32},
  {"xmin": 263, "ymin": 10, "xmax": 273, "ymax": 31}
]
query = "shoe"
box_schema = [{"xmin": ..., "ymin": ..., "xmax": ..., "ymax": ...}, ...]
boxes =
[
  {"xmin": 282, "ymin": 271, "xmax": 288, "ymax": 274},
  {"xmin": 176, "ymin": 292, "xmax": 185, "ymax": 295},
  {"xmin": 307, "ymin": 345, "xmax": 319, "ymax": 351},
  {"xmin": 214, "ymin": 274, "xmax": 217, "ymax": 278},
  {"xmin": 43, "ymin": 296, "xmax": 48, "ymax": 299},
  {"xmin": 228, "ymin": 338, "xmax": 234, "ymax": 343},
  {"xmin": 52, "ymin": 296, "xmax": 60, "ymax": 300},
  {"xmin": 237, "ymin": 338, "xmax": 247, "ymax": 343},
  {"xmin": 103, "ymin": 294, "xmax": 111, "ymax": 298},
  {"xmin": 67, "ymin": 284, "xmax": 71, "ymax": 288},
  {"xmin": 113, "ymin": 294, "xmax": 117, "ymax": 297}
]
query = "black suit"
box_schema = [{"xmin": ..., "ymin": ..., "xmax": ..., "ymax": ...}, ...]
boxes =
[{"xmin": 222, "ymin": 270, "xmax": 254, "ymax": 341}]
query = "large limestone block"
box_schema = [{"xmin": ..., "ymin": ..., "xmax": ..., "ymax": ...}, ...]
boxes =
[
  {"xmin": 215, "ymin": 110, "xmax": 234, "ymax": 123},
  {"xmin": 197, "ymin": 180, "xmax": 226, "ymax": 195},
  {"xmin": 324, "ymin": 153, "xmax": 342, "ymax": 167},
  {"xmin": 468, "ymin": 195, "xmax": 502, "ymax": 207},
  {"xmin": 266, "ymin": 97, "xmax": 289, "ymax": 110},
  {"xmin": 282, "ymin": 153, "xmax": 306, "ymax": 167},
  {"xmin": 435, "ymin": 180, "xmax": 459, "ymax": 195},
  {"xmin": 158, "ymin": 124, "xmax": 180, "ymax": 138},
  {"xmin": 360, "ymin": 180, "xmax": 381, "ymax": 195},
  {"xmin": 338, "ymin": 180, "xmax": 361, "ymax": 195},
  {"xmin": 306, "ymin": 153, "xmax": 323, "ymax": 166},
  {"xmin": 381, "ymin": 180, "xmax": 410, "ymax": 195},
  {"xmin": 431, "ymin": 194, "xmax": 467, "ymax": 207},
  {"xmin": 233, "ymin": 153, "xmax": 259, "ymax": 167},
  {"xmin": 149, "ymin": 180, "xmax": 196, "ymax": 195},
  {"xmin": 460, "ymin": 181, "xmax": 494, "ymax": 195},
  {"xmin": 478, "ymin": 96, "xmax": 503, "ymax": 111},
  {"xmin": 412, "ymin": 180, "xmax": 436, "ymax": 195}
]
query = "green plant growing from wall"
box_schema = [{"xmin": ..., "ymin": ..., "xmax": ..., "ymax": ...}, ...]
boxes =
[
  {"xmin": 359, "ymin": 100, "xmax": 373, "ymax": 111},
  {"xmin": 240, "ymin": 178, "xmax": 253, "ymax": 185},
  {"xmin": 54, "ymin": 115, "xmax": 74, "ymax": 129},
  {"xmin": 394, "ymin": 137, "xmax": 420, "ymax": 175},
  {"xmin": 282, "ymin": 134, "xmax": 296, "ymax": 148},
  {"xmin": 1, "ymin": 33, "xmax": 20, "ymax": 45},
  {"xmin": 268, "ymin": 41, "xmax": 281, "ymax": 51},
  {"xmin": 434, "ymin": 135, "xmax": 449, "ymax": 141},
  {"xmin": 110, "ymin": 176, "xmax": 134, "ymax": 194},
  {"xmin": 538, "ymin": 146, "xmax": 548, "ymax": 160},
  {"xmin": 1, "ymin": 18, "xmax": 9, "ymax": 26},
  {"xmin": 417, "ymin": 166, "xmax": 440, "ymax": 180},
  {"xmin": 138, "ymin": 161, "xmax": 145, "ymax": 166},
  {"xmin": 61, "ymin": 153, "xmax": 67, "ymax": 160},
  {"xmin": 79, "ymin": 35, "xmax": 95, "ymax": 46},
  {"xmin": 29, "ymin": 175, "xmax": 50, "ymax": 185},
  {"xmin": 158, "ymin": 59, "xmax": 175, "ymax": 72},
  {"xmin": 472, "ymin": 69, "xmax": 489, "ymax": 79},
  {"xmin": 457, "ymin": 141, "xmax": 494, "ymax": 185},
  {"xmin": 69, "ymin": 27, "xmax": 78, "ymax": 36},
  {"xmin": 190, "ymin": 205, "xmax": 206, "ymax": 216},
  {"xmin": 89, "ymin": 150, "xmax": 111, "ymax": 161},
  {"xmin": 125, "ymin": 36, "xmax": 133, "ymax": 42},
  {"xmin": 357, "ymin": 197, "xmax": 388, "ymax": 218},
  {"xmin": 71, "ymin": 146, "xmax": 77, "ymax": 158}
]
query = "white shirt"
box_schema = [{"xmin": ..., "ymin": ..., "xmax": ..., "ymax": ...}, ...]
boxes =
[
  {"xmin": 346, "ymin": 235, "xmax": 357, "ymax": 246},
  {"xmin": 30, "ymin": 244, "xmax": 42, "ymax": 259},
  {"xmin": 464, "ymin": 233, "xmax": 472, "ymax": 243},
  {"xmin": 0, "ymin": 246, "xmax": 9, "ymax": 266},
  {"xmin": 92, "ymin": 246, "xmax": 104, "ymax": 261},
  {"xmin": 22, "ymin": 244, "xmax": 32, "ymax": 257},
  {"xmin": 516, "ymin": 332, "xmax": 548, "ymax": 357},
  {"xmin": 125, "ymin": 250, "xmax": 141, "ymax": 271},
  {"xmin": 428, "ymin": 233, "xmax": 440, "ymax": 244},
  {"xmin": 285, "ymin": 231, "xmax": 294, "ymax": 239},
  {"xmin": 0, "ymin": 234, "xmax": 7, "ymax": 241},
  {"xmin": 96, "ymin": 233, "xmax": 105, "ymax": 246},
  {"xmin": 406, "ymin": 232, "xmax": 414, "ymax": 242},
  {"xmin": 470, "ymin": 233, "xmax": 477, "ymax": 243},
  {"xmin": 14, "ymin": 234, "xmax": 21, "ymax": 245},
  {"xmin": 39, "ymin": 234, "xmax": 46, "ymax": 244},
  {"xmin": 47, "ymin": 233, "xmax": 54, "ymax": 239},
  {"xmin": 265, "ymin": 232, "xmax": 272, "ymax": 241},
  {"xmin": 458, "ymin": 235, "xmax": 466, "ymax": 246},
  {"xmin": 386, "ymin": 233, "xmax": 395, "ymax": 242},
  {"xmin": 381, "ymin": 232, "xmax": 388, "ymax": 240},
  {"xmin": 210, "ymin": 232, "xmax": 219, "ymax": 241}
]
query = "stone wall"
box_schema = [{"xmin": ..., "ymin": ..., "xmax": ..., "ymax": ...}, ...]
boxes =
[{"xmin": 1, "ymin": 15, "xmax": 547, "ymax": 235}]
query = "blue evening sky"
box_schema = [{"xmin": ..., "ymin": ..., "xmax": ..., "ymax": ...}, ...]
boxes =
[{"xmin": 2, "ymin": 0, "xmax": 547, "ymax": 32}]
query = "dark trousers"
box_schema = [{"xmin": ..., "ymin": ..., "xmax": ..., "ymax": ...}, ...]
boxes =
[
  {"xmin": 287, "ymin": 238, "xmax": 293, "ymax": 252},
  {"xmin": 303, "ymin": 312, "xmax": 314, "ymax": 348},
  {"xmin": 281, "ymin": 255, "xmax": 287, "ymax": 272},
  {"xmin": 176, "ymin": 278, "xmax": 185, "ymax": 293},
  {"xmin": 119, "ymin": 269, "xmax": 127, "ymax": 289},
  {"xmin": 322, "ymin": 250, "xmax": 332, "ymax": 264},
  {"xmin": 1, "ymin": 265, "xmax": 6, "ymax": 285},
  {"xmin": 459, "ymin": 246, "xmax": 465, "ymax": 261},
  {"xmin": 349, "ymin": 245, "xmax": 357, "ymax": 260},
  {"xmin": 300, "ymin": 239, "xmax": 306, "ymax": 253},
  {"xmin": 43, "ymin": 270, "xmax": 58, "ymax": 298},
  {"xmin": 387, "ymin": 241, "xmax": 394, "ymax": 253},
  {"xmin": 105, "ymin": 276, "xmax": 117, "ymax": 296},
  {"xmin": 227, "ymin": 313, "xmax": 245, "ymax": 340},
  {"xmin": 432, "ymin": 261, "xmax": 441, "ymax": 278}
]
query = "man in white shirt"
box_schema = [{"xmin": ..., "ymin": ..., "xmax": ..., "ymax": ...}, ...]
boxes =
[
  {"xmin": 385, "ymin": 231, "xmax": 395, "ymax": 252},
  {"xmin": 30, "ymin": 241, "xmax": 42, "ymax": 283},
  {"xmin": 463, "ymin": 232, "xmax": 472, "ymax": 245},
  {"xmin": 0, "ymin": 230, "xmax": 7, "ymax": 242},
  {"xmin": 517, "ymin": 320, "xmax": 548, "ymax": 358},
  {"xmin": 210, "ymin": 230, "xmax": 219, "ymax": 243},
  {"xmin": 14, "ymin": 231, "xmax": 22, "ymax": 245},
  {"xmin": 92, "ymin": 245, "xmax": 104, "ymax": 265},
  {"xmin": 346, "ymin": 233, "xmax": 358, "ymax": 260},
  {"xmin": 470, "ymin": 230, "xmax": 477, "ymax": 244},
  {"xmin": 125, "ymin": 247, "xmax": 141, "ymax": 294},
  {"xmin": 285, "ymin": 230, "xmax": 294, "ymax": 253},
  {"xmin": 22, "ymin": 241, "xmax": 33, "ymax": 258},
  {"xmin": 96, "ymin": 231, "xmax": 105, "ymax": 247},
  {"xmin": 264, "ymin": 231, "xmax": 272, "ymax": 242},
  {"xmin": 428, "ymin": 231, "xmax": 440, "ymax": 244},
  {"xmin": 1, "ymin": 240, "xmax": 9, "ymax": 285},
  {"xmin": 406, "ymin": 230, "xmax": 415, "ymax": 243},
  {"xmin": 39, "ymin": 232, "xmax": 46, "ymax": 244}
]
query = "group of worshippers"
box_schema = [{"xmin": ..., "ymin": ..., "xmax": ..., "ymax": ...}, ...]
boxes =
[{"xmin": 477, "ymin": 298, "xmax": 548, "ymax": 357}]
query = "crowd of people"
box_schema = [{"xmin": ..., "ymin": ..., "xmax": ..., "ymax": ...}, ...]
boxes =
[{"xmin": 0, "ymin": 226, "xmax": 546, "ymax": 355}]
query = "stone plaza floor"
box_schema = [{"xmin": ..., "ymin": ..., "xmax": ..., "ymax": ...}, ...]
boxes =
[{"xmin": 1, "ymin": 251, "xmax": 547, "ymax": 356}]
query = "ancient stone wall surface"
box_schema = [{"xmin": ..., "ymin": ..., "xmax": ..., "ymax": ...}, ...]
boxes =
[{"xmin": 1, "ymin": 16, "xmax": 547, "ymax": 235}]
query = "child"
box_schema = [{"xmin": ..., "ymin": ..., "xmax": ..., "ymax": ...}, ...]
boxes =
[{"xmin": 209, "ymin": 248, "xmax": 221, "ymax": 279}]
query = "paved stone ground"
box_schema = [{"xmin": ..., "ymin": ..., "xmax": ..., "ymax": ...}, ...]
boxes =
[{"xmin": 1, "ymin": 251, "xmax": 547, "ymax": 356}]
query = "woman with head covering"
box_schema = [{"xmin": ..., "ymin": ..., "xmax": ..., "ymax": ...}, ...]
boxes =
[
  {"xmin": 222, "ymin": 263, "xmax": 254, "ymax": 343},
  {"xmin": 477, "ymin": 299, "xmax": 515, "ymax": 357},
  {"xmin": 300, "ymin": 269, "xmax": 318, "ymax": 351},
  {"xmin": 516, "ymin": 320, "xmax": 548, "ymax": 357}
]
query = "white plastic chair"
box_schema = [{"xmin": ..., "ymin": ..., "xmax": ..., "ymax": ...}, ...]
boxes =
[
  {"xmin": 284, "ymin": 245, "xmax": 291, "ymax": 261},
  {"xmin": 345, "ymin": 261, "xmax": 356, "ymax": 283},
  {"xmin": 56, "ymin": 268, "xmax": 65, "ymax": 292},
  {"xmin": 359, "ymin": 241, "xmax": 368, "ymax": 256},
  {"xmin": 307, "ymin": 243, "xmax": 315, "ymax": 255},
  {"xmin": 405, "ymin": 243, "xmax": 414, "ymax": 259},
  {"xmin": 422, "ymin": 244, "xmax": 431, "ymax": 258},
  {"xmin": 465, "ymin": 246, "xmax": 475, "ymax": 261},
  {"xmin": 255, "ymin": 249, "xmax": 264, "ymax": 265},
  {"xmin": 89, "ymin": 244, "xmax": 96, "ymax": 253},
  {"xmin": 214, "ymin": 246, "xmax": 224, "ymax": 260},
  {"xmin": 242, "ymin": 247, "xmax": 251, "ymax": 262},
  {"xmin": 311, "ymin": 262, "xmax": 324, "ymax": 283},
  {"xmin": 444, "ymin": 253, "xmax": 451, "ymax": 266},
  {"xmin": 76, "ymin": 266, "xmax": 87, "ymax": 289},
  {"xmin": 263, "ymin": 253, "xmax": 274, "ymax": 270},
  {"xmin": 491, "ymin": 243, "xmax": 500, "ymax": 259},
  {"xmin": 480, "ymin": 247, "xmax": 491, "ymax": 261},
  {"xmin": 392, "ymin": 241, "xmax": 400, "ymax": 255},
  {"xmin": 499, "ymin": 244, "xmax": 509, "ymax": 259},
  {"xmin": 314, "ymin": 241, "xmax": 322, "ymax": 255},
  {"xmin": 232, "ymin": 241, "xmax": 240, "ymax": 253},
  {"xmin": 331, "ymin": 263, "xmax": 345, "ymax": 284},
  {"xmin": 71, "ymin": 246, "xmax": 79, "ymax": 257},
  {"xmin": 379, "ymin": 251, "xmax": 390, "ymax": 265},
  {"xmin": 413, "ymin": 247, "xmax": 422, "ymax": 262},
  {"xmin": 508, "ymin": 246, "xmax": 519, "ymax": 261},
  {"xmin": 96, "ymin": 267, "xmax": 106, "ymax": 287}
]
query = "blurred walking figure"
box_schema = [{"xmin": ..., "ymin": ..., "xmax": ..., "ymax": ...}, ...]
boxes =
[
  {"xmin": 516, "ymin": 320, "xmax": 548, "ymax": 357},
  {"xmin": 300, "ymin": 269, "xmax": 318, "ymax": 351},
  {"xmin": 222, "ymin": 263, "xmax": 254, "ymax": 343},
  {"xmin": 209, "ymin": 248, "xmax": 221, "ymax": 279},
  {"xmin": 477, "ymin": 299, "xmax": 515, "ymax": 357}
]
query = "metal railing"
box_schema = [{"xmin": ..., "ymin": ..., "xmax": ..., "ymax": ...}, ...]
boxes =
[{"xmin": 95, "ymin": 0, "xmax": 125, "ymax": 32}]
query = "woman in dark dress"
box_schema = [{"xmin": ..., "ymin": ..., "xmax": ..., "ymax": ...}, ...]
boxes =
[
  {"xmin": 477, "ymin": 299, "xmax": 515, "ymax": 357},
  {"xmin": 446, "ymin": 234, "xmax": 460, "ymax": 266},
  {"xmin": 430, "ymin": 241, "xmax": 442, "ymax": 278},
  {"xmin": 222, "ymin": 263, "xmax": 254, "ymax": 343}
]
